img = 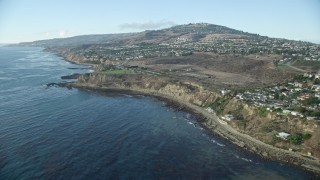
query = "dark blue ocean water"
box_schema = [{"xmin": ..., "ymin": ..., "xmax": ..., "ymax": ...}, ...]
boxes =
[{"xmin": 0, "ymin": 46, "xmax": 315, "ymax": 179}]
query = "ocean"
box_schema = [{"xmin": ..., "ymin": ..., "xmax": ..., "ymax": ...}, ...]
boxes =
[{"xmin": 0, "ymin": 46, "xmax": 314, "ymax": 179}]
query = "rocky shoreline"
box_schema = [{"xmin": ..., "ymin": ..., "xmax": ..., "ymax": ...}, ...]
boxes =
[
  {"xmin": 58, "ymin": 82, "xmax": 320, "ymax": 177},
  {"xmin": 49, "ymin": 47, "xmax": 320, "ymax": 176}
]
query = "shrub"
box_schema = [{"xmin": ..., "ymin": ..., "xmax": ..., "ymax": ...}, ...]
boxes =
[
  {"xmin": 208, "ymin": 98, "xmax": 228, "ymax": 115},
  {"xmin": 301, "ymin": 97, "xmax": 320, "ymax": 106},
  {"xmin": 288, "ymin": 133, "xmax": 303, "ymax": 145},
  {"xmin": 236, "ymin": 120, "xmax": 246, "ymax": 130},
  {"xmin": 234, "ymin": 113, "xmax": 244, "ymax": 121},
  {"xmin": 303, "ymin": 133, "xmax": 312, "ymax": 140},
  {"xmin": 258, "ymin": 107, "xmax": 268, "ymax": 117},
  {"xmin": 311, "ymin": 111, "xmax": 320, "ymax": 117},
  {"xmin": 314, "ymin": 79, "xmax": 320, "ymax": 85},
  {"xmin": 293, "ymin": 74, "xmax": 307, "ymax": 81}
]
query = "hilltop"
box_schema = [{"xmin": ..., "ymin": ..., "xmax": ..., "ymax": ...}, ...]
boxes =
[{"xmin": 18, "ymin": 23, "xmax": 257, "ymax": 47}]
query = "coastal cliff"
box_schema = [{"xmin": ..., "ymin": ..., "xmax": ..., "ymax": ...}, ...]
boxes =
[
  {"xmin": 46, "ymin": 48, "xmax": 88, "ymax": 64},
  {"xmin": 77, "ymin": 73, "xmax": 221, "ymax": 106},
  {"xmin": 65, "ymin": 72, "xmax": 320, "ymax": 174},
  {"xmin": 46, "ymin": 47, "xmax": 119, "ymax": 65}
]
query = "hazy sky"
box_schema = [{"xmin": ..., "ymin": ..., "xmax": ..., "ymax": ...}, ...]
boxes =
[{"xmin": 0, "ymin": 0, "xmax": 319, "ymax": 44}]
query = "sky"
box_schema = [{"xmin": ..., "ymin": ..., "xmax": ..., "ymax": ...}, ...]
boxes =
[{"xmin": 0, "ymin": 0, "xmax": 319, "ymax": 44}]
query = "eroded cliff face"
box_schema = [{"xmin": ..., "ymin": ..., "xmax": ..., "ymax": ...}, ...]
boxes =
[
  {"xmin": 46, "ymin": 48, "xmax": 119, "ymax": 65},
  {"xmin": 77, "ymin": 73, "xmax": 221, "ymax": 107},
  {"xmin": 75, "ymin": 73, "xmax": 320, "ymax": 158},
  {"xmin": 45, "ymin": 48, "xmax": 88, "ymax": 63}
]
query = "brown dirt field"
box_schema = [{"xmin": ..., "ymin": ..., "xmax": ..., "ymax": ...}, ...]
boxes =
[{"xmin": 127, "ymin": 52, "xmax": 299, "ymax": 89}]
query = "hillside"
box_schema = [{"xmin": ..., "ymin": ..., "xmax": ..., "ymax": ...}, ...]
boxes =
[
  {"xmin": 17, "ymin": 23, "xmax": 320, "ymax": 88},
  {"xmin": 18, "ymin": 23, "xmax": 260, "ymax": 47},
  {"xmin": 17, "ymin": 33, "xmax": 133, "ymax": 47}
]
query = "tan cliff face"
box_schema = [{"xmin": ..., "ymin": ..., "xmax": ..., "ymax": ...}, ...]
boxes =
[
  {"xmin": 47, "ymin": 48, "xmax": 88, "ymax": 63},
  {"xmin": 77, "ymin": 73, "xmax": 221, "ymax": 107}
]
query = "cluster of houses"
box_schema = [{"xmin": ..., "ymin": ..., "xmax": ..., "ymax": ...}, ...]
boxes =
[
  {"xmin": 172, "ymin": 34, "xmax": 320, "ymax": 61},
  {"xmin": 67, "ymin": 31, "xmax": 320, "ymax": 66},
  {"xmin": 229, "ymin": 72, "xmax": 320, "ymax": 121},
  {"xmin": 206, "ymin": 72, "xmax": 320, "ymax": 126},
  {"xmin": 80, "ymin": 44, "xmax": 192, "ymax": 63}
]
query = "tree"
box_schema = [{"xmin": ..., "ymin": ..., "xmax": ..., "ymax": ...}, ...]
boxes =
[{"xmin": 314, "ymin": 79, "xmax": 320, "ymax": 85}]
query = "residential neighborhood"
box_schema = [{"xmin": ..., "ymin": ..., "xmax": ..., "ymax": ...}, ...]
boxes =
[
  {"xmin": 58, "ymin": 28, "xmax": 320, "ymax": 67},
  {"xmin": 230, "ymin": 72, "xmax": 320, "ymax": 120}
]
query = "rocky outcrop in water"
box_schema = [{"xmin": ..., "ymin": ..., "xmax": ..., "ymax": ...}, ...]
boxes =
[{"xmin": 61, "ymin": 73, "xmax": 83, "ymax": 80}]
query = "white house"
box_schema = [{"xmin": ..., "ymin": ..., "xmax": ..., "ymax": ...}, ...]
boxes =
[
  {"xmin": 221, "ymin": 89, "xmax": 231, "ymax": 96},
  {"xmin": 221, "ymin": 114, "xmax": 234, "ymax": 121},
  {"xmin": 294, "ymin": 82, "xmax": 303, "ymax": 88},
  {"xmin": 290, "ymin": 111, "xmax": 299, "ymax": 116},
  {"xmin": 276, "ymin": 132, "xmax": 290, "ymax": 140}
]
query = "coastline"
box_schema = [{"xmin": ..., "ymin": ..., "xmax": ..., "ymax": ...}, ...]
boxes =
[
  {"xmin": 64, "ymin": 83, "xmax": 320, "ymax": 176},
  {"xmin": 47, "ymin": 47, "xmax": 320, "ymax": 176}
]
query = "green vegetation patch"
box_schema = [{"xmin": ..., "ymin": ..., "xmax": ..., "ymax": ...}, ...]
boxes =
[
  {"xmin": 208, "ymin": 97, "xmax": 229, "ymax": 115},
  {"xmin": 300, "ymin": 97, "xmax": 320, "ymax": 106},
  {"xmin": 314, "ymin": 79, "xmax": 320, "ymax": 85},
  {"xmin": 275, "ymin": 63, "xmax": 289, "ymax": 68},
  {"xmin": 101, "ymin": 69, "xmax": 132, "ymax": 75},
  {"xmin": 288, "ymin": 133, "xmax": 303, "ymax": 145},
  {"xmin": 293, "ymin": 74, "xmax": 308, "ymax": 81},
  {"xmin": 293, "ymin": 60, "xmax": 320, "ymax": 67},
  {"xmin": 236, "ymin": 120, "xmax": 246, "ymax": 130},
  {"xmin": 286, "ymin": 133, "xmax": 312, "ymax": 145},
  {"xmin": 258, "ymin": 107, "xmax": 269, "ymax": 117},
  {"xmin": 294, "ymin": 106, "xmax": 320, "ymax": 117},
  {"xmin": 303, "ymin": 133, "xmax": 312, "ymax": 140}
]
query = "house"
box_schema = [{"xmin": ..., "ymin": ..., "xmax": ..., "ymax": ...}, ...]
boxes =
[
  {"xmin": 294, "ymin": 82, "xmax": 303, "ymax": 88},
  {"xmin": 206, "ymin": 107, "xmax": 214, "ymax": 113},
  {"xmin": 294, "ymin": 88, "xmax": 302, "ymax": 92},
  {"xmin": 307, "ymin": 116, "xmax": 316, "ymax": 120},
  {"xmin": 312, "ymin": 85, "xmax": 320, "ymax": 92},
  {"xmin": 276, "ymin": 132, "xmax": 290, "ymax": 140},
  {"xmin": 236, "ymin": 94, "xmax": 244, "ymax": 100},
  {"xmin": 297, "ymin": 94, "xmax": 311, "ymax": 101},
  {"xmin": 290, "ymin": 111, "xmax": 299, "ymax": 116},
  {"xmin": 303, "ymin": 73, "xmax": 310, "ymax": 77},
  {"xmin": 221, "ymin": 89, "xmax": 231, "ymax": 96},
  {"xmin": 221, "ymin": 114, "xmax": 234, "ymax": 121}
]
